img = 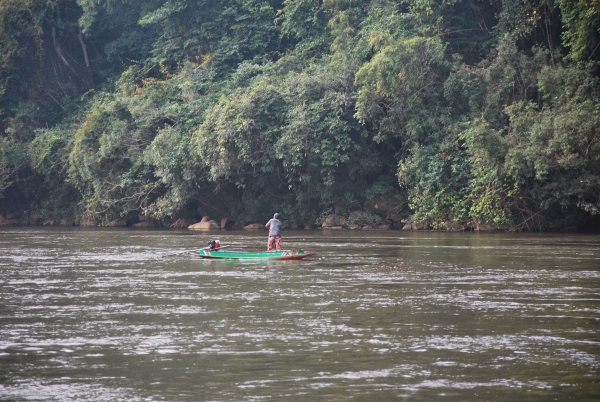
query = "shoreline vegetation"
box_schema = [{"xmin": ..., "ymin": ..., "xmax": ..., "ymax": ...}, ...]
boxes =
[
  {"xmin": 1, "ymin": 212, "xmax": 595, "ymax": 232},
  {"xmin": 1, "ymin": 1, "xmax": 599, "ymax": 233}
]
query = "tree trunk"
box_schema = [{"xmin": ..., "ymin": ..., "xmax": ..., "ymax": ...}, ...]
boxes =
[
  {"xmin": 78, "ymin": 30, "xmax": 90, "ymax": 68},
  {"xmin": 52, "ymin": 28, "xmax": 69, "ymax": 66}
]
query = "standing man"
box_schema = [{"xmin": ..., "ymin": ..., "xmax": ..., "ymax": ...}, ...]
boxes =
[{"xmin": 265, "ymin": 213, "xmax": 282, "ymax": 251}]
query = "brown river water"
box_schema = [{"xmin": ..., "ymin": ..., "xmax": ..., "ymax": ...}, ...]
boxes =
[{"xmin": 0, "ymin": 227, "xmax": 599, "ymax": 401}]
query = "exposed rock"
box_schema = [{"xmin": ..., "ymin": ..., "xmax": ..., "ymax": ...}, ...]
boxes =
[
  {"xmin": 133, "ymin": 221, "xmax": 155, "ymax": 227},
  {"xmin": 43, "ymin": 219, "xmax": 55, "ymax": 226},
  {"xmin": 474, "ymin": 224, "xmax": 510, "ymax": 232},
  {"xmin": 347, "ymin": 224, "xmax": 360, "ymax": 230},
  {"xmin": 105, "ymin": 220, "xmax": 127, "ymax": 227},
  {"xmin": 377, "ymin": 224, "xmax": 390, "ymax": 230},
  {"xmin": 445, "ymin": 223, "xmax": 466, "ymax": 231},
  {"xmin": 244, "ymin": 223, "xmax": 264, "ymax": 230},
  {"xmin": 189, "ymin": 219, "xmax": 220, "ymax": 230},
  {"xmin": 201, "ymin": 216, "xmax": 211, "ymax": 222},
  {"xmin": 60, "ymin": 219, "xmax": 74, "ymax": 226},
  {"xmin": 321, "ymin": 215, "xmax": 343, "ymax": 228},
  {"xmin": 170, "ymin": 218, "xmax": 192, "ymax": 229},
  {"xmin": 220, "ymin": 218, "xmax": 232, "ymax": 229},
  {"xmin": 0, "ymin": 214, "xmax": 18, "ymax": 226},
  {"xmin": 324, "ymin": 226, "xmax": 343, "ymax": 230},
  {"xmin": 401, "ymin": 221, "xmax": 429, "ymax": 230},
  {"xmin": 304, "ymin": 223, "xmax": 316, "ymax": 229}
]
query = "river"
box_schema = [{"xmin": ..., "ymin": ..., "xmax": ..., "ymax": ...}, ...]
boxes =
[{"xmin": 1, "ymin": 228, "xmax": 599, "ymax": 401}]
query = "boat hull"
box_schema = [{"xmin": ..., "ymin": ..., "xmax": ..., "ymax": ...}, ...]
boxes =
[{"xmin": 197, "ymin": 249, "xmax": 316, "ymax": 260}]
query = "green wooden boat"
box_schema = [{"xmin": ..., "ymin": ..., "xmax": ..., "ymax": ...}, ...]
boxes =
[{"xmin": 197, "ymin": 249, "xmax": 316, "ymax": 260}]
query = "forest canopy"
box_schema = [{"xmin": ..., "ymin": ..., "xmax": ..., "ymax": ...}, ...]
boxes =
[{"xmin": 0, "ymin": 0, "xmax": 599, "ymax": 231}]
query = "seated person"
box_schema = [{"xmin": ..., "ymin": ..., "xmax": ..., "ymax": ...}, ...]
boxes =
[{"xmin": 207, "ymin": 239, "xmax": 221, "ymax": 250}]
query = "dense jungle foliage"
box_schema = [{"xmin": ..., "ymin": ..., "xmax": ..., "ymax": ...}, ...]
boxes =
[{"xmin": 0, "ymin": 0, "xmax": 599, "ymax": 230}]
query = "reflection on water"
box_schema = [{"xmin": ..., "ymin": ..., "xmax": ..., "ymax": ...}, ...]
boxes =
[{"xmin": 1, "ymin": 228, "xmax": 599, "ymax": 401}]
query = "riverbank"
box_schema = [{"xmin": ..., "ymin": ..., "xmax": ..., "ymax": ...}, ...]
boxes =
[{"xmin": 3, "ymin": 206, "xmax": 600, "ymax": 233}]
